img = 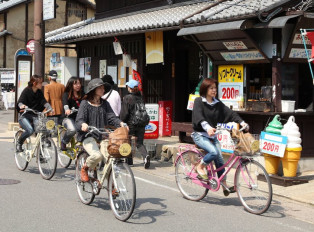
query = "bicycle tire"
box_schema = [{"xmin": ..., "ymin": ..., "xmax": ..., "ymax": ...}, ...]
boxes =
[
  {"xmin": 38, "ymin": 137, "xmax": 57, "ymax": 180},
  {"xmin": 76, "ymin": 152, "xmax": 95, "ymax": 205},
  {"xmin": 57, "ymin": 129, "xmax": 72, "ymax": 168},
  {"xmin": 108, "ymin": 162, "xmax": 136, "ymax": 221},
  {"xmin": 175, "ymin": 150, "xmax": 208, "ymax": 201},
  {"xmin": 14, "ymin": 130, "xmax": 29, "ymax": 171},
  {"xmin": 235, "ymin": 159, "xmax": 272, "ymax": 215}
]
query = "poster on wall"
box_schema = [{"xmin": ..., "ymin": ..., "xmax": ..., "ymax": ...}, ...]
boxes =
[
  {"xmin": 79, "ymin": 58, "xmax": 85, "ymax": 78},
  {"xmin": 84, "ymin": 57, "xmax": 91, "ymax": 80},
  {"xmin": 50, "ymin": 53, "xmax": 62, "ymax": 82},
  {"xmin": 118, "ymin": 60, "xmax": 126, "ymax": 87},
  {"xmin": 145, "ymin": 31, "xmax": 164, "ymax": 64},
  {"xmin": 17, "ymin": 61, "xmax": 31, "ymax": 99},
  {"xmin": 99, "ymin": 60, "xmax": 107, "ymax": 78},
  {"xmin": 107, "ymin": 66, "xmax": 117, "ymax": 84},
  {"xmin": 218, "ymin": 64, "xmax": 244, "ymax": 109}
]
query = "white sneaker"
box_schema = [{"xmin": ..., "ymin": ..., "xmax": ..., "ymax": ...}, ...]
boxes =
[{"xmin": 144, "ymin": 155, "xmax": 150, "ymax": 169}]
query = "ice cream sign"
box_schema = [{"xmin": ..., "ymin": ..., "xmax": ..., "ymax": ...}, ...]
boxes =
[{"xmin": 144, "ymin": 104, "xmax": 159, "ymax": 139}]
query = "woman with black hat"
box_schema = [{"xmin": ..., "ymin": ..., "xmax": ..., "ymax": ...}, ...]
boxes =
[{"xmin": 75, "ymin": 78, "xmax": 125, "ymax": 182}]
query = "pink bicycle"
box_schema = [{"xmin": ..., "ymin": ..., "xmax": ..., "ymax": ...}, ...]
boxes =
[{"xmin": 175, "ymin": 127, "xmax": 272, "ymax": 215}]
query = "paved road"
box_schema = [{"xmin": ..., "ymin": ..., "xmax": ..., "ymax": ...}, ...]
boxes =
[{"xmin": 1, "ymin": 139, "xmax": 314, "ymax": 232}]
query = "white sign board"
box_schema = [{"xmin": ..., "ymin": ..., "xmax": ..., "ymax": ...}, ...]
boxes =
[
  {"xmin": 260, "ymin": 132, "xmax": 287, "ymax": 157},
  {"xmin": 293, "ymin": 33, "xmax": 311, "ymax": 45},
  {"xmin": 43, "ymin": 0, "xmax": 56, "ymax": 21},
  {"xmin": 289, "ymin": 48, "xmax": 311, "ymax": 59},
  {"xmin": 223, "ymin": 41, "xmax": 247, "ymax": 50},
  {"xmin": 221, "ymin": 50, "xmax": 264, "ymax": 61},
  {"xmin": 0, "ymin": 71, "xmax": 15, "ymax": 84}
]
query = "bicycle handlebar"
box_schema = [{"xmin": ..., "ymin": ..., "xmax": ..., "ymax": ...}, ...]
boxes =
[
  {"xmin": 20, "ymin": 108, "xmax": 52, "ymax": 117},
  {"xmin": 85, "ymin": 126, "xmax": 112, "ymax": 138}
]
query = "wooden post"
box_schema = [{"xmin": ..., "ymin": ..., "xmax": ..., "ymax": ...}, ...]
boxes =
[{"xmin": 34, "ymin": 0, "xmax": 44, "ymax": 77}]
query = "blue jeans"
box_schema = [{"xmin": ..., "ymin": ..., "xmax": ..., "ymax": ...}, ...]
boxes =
[
  {"xmin": 61, "ymin": 118, "xmax": 76, "ymax": 144},
  {"xmin": 191, "ymin": 133, "xmax": 226, "ymax": 179},
  {"xmin": 18, "ymin": 116, "xmax": 34, "ymax": 144}
]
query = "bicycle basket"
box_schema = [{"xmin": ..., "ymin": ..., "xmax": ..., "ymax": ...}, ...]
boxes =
[
  {"xmin": 232, "ymin": 129, "xmax": 260, "ymax": 156},
  {"xmin": 33, "ymin": 117, "xmax": 57, "ymax": 133},
  {"xmin": 107, "ymin": 136, "xmax": 135, "ymax": 158}
]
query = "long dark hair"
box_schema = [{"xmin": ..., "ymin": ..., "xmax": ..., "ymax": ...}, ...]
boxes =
[
  {"xmin": 65, "ymin": 77, "xmax": 82, "ymax": 99},
  {"xmin": 28, "ymin": 75, "xmax": 42, "ymax": 88}
]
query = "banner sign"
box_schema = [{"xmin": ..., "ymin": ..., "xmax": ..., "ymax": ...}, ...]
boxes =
[
  {"xmin": 218, "ymin": 65, "xmax": 244, "ymax": 109},
  {"xmin": 260, "ymin": 131, "xmax": 287, "ymax": 157},
  {"xmin": 221, "ymin": 50, "xmax": 264, "ymax": 61},
  {"xmin": 144, "ymin": 104, "xmax": 159, "ymax": 139}
]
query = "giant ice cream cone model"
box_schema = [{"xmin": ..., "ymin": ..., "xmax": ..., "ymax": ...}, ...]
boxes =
[
  {"xmin": 264, "ymin": 115, "xmax": 283, "ymax": 174},
  {"xmin": 281, "ymin": 116, "xmax": 302, "ymax": 177}
]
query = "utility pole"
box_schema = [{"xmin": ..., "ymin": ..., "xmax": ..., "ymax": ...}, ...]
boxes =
[{"xmin": 34, "ymin": 0, "xmax": 45, "ymax": 77}]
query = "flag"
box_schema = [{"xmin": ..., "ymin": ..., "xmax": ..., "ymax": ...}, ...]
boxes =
[
  {"xmin": 132, "ymin": 69, "xmax": 143, "ymax": 92},
  {"xmin": 306, "ymin": 32, "xmax": 314, "ymax": 63}
]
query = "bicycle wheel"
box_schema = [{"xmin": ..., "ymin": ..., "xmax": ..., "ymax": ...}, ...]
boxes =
[
  {"xmin": 38, "ymin": 137, "xmax": 57, "ymax": 180},
  {"xmin": 175, "ymin": 150, "xmax": 208, "ymax": 201},
  {"xmin": 76, "ymin": 152, "xmax": 95, "ymax": 205},
  {"xmin": 57, "ymin": 129, "xmax": 72, "ymax": 168},
  {"xmin": 108, "ymin": 162, "xmax": 136, "ymax": 221},
  {"xmin": 235, "ymin": 159, "xmax": 272, "ymax": 215},
  {"xmin": 14, "ymin": 130, "xmax": 29, "ymax": 171}
]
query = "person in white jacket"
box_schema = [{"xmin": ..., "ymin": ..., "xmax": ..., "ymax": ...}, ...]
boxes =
[{"xmin": 101, "ymin": 75, "xmax": 121, "ymax": 116}]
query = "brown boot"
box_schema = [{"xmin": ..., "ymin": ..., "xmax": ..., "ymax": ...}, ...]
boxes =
[{"xmin": 80, "ymin": 163, "xmax": 89, "ymax": 182}]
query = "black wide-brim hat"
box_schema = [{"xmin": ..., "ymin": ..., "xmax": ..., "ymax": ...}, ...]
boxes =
[{"xmin": 86, "ymin": 78, "xmax": 105, "ymax": 94}]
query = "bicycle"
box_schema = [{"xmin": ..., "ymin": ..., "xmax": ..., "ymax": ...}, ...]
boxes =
[
  {"xmin": 56, "ymin": 108, "xmax": 81, "ymax": 168},
  {"xmin": 13, "ymin": 108, "xmax": 58, "ymax": 180},
  {"xmin": 75, "ymin": 126, "xmax": 136, "ymax": 221},
  {"xmin": 175, "ymin": 126, "xmax": 272, "ymax": 215}
]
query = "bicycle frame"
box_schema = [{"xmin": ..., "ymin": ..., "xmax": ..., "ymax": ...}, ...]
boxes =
[
  {"xmin": 17, "ymin": 129, "xmax": 43, "ymax": 162},
  {"xmin": 175, "ymin": 144, "xmax": 255, "ymax": 192},
  {"xmin": 56, "ymin": 124, "xmax": 81, "ymax": 159}
]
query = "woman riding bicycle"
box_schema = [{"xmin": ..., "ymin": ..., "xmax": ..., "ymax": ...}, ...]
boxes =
[
  {"xmin": 192, "ymin": 78, "xmax": 248, "ymax": 196},
  {"xmin": 16, "ymin": 75, "xmax": 53, "ymax": 152},
  {"xmin": 60, "ymin": 77, "xmax": 84, "ymax": 151},
  {"xmin": 75, "ymin": 78, "xmax": 126, "ymax": 182}
]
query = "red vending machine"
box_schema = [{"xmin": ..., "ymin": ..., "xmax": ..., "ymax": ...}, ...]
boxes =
[{"xmin": 158, "ymin": 101, "xmax": 172, "ymax": 137}]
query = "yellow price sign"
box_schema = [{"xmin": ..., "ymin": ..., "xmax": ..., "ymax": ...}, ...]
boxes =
[{"xmin": 218, "ymin": 65, "xmax": 244, "ymax": 83}]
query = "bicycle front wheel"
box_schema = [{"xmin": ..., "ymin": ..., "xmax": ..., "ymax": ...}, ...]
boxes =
[
  {"xmin": 235, "ymin": 159, "xmax": 272, "ymax": 215},
  {"xmin": 175, "ymin": 151, "xmax": 208, "ymax": 201},
  {"xmin": 76, "ymin": 152, "xmax": 95, "ymax": 205},
  {"xmin": 38, "ymin": 137, "xmax": 57, "ymax": 180},
  {"xmin": 108, "ymin": 162, "xmax": 136, "ymax": 221},
  {"xmin": 57, "ymin": 129, "xmax": 72, "ymax": 168},
  {"xmin": 14, "ymin": 130, "xmax": 29, "ymax": 171}
]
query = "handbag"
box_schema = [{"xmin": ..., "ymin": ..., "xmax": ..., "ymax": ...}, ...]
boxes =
[{"xmin": 107, "ymin": 127, "xmax": 131, "ymax": 157}]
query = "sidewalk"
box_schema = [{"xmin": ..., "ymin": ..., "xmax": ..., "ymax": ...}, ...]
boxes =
[{"xmin": 2, "ymin": 109, "xmax": 314, "ymax": 206}]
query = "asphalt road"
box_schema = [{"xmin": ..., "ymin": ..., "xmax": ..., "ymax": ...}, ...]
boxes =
[{"xmin": 1, "ymin": 139, "xmax": 314, "ymax": 232}]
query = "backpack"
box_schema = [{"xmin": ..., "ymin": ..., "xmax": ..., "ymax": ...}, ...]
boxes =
[{"xmin": 130, "ymin": 100, "xmax": 150, "ymax": 127}]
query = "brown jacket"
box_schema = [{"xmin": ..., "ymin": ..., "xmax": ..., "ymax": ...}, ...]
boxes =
[{"xmin": 44, "ymin": 81, "xmax": 65, "ymax": 116}]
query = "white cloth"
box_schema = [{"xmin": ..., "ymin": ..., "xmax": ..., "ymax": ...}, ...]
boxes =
[
  {"xmin": 2, "ymin": 92, "xmax": 15, "ymax": 110},
  {"xmin": 102, "ymin": 89, "xmax": 121, "ymax": 116}
]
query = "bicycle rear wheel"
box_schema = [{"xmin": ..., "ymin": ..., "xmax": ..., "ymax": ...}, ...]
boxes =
[
  {"xmin": 235, "ymin": 159, "xmax": 272, "ymax": 215},
  {"xmin": 57, "ymin": 129, "xmax": 72, "ymax": 168},
  {"xmin": 76, "ymin": 152, "xmax": 95, "ymax": 205},
  {"xmin": 175, "ymin": 150, "xmax": 208, "ymax": 201},
  {"xmin": 38, "ymin": 137, "xmax": 57, "ymax": 180},
  {"xmin": 14, "ymin": 130, "xmax": 29, "ymax": 171},
  {"xmin": 108, "ymin": 162, "xmax": 136, "ymax": 221}
]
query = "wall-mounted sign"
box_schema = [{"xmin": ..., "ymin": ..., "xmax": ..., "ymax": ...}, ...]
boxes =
[
  {"xmin": 218, "ymin": 65, "xmax": 244, "ymax": 109},
  {"xmin": 293, "ymin": 33, "xmax": 311, "ymax": 45},
  {"xmin": 0, "ymin": 71, "xmax": 15, "ymax": 84},
  {"xmin": 99, "ymin": 60, "xmax": 107, "ymax": 78},
  {"xmin": 43, "ymin": 0, "xmax": 56, "ymax": 21},
  {"xmin": 223, "ymin": 41, "xmax": 247, "ymax": 50},
  {"xmin": 146, "ymin": 31, "xmax": 164, "ymax": 64},
  {"xmin": 289, "ymin": 48, "xmax": 311, "ymax": 59},
  {"xmin": 26, "ymin": 39, "xmax": 35, "ymax": 54},
  {"xmin": 221, "ymin": 50, "xmax": 264, "ymax": 61}
]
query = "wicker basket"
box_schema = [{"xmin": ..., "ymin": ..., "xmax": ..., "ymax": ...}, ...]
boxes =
[
  {"xmin": 33, "ymin": 117, "xmax": 57, "ymax": 133},
  {"xmin": 107, "ymin": 136, "xmax": 136, "ymax": 158}
]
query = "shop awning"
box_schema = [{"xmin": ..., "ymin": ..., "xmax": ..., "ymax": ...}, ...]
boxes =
[{"xmin": 177, "ymin": 20, "xmax": 253, "ymax": 36}]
